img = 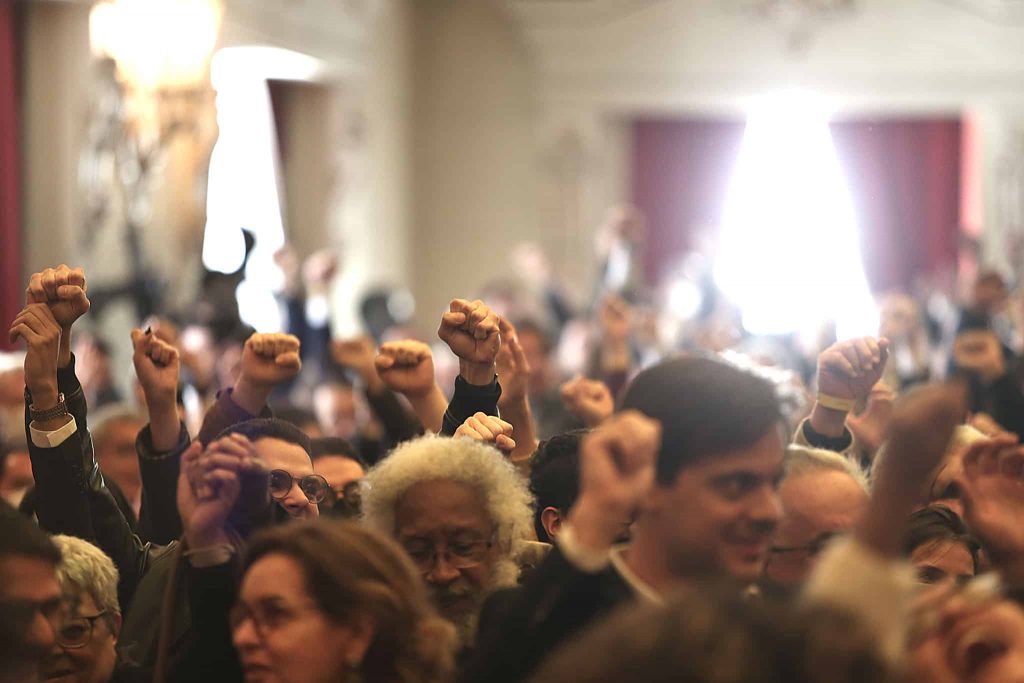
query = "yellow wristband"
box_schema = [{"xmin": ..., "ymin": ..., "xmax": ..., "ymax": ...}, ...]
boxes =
[{"xmin": 816, "ymin": 393, "xmax": 856, "ymax": 412}]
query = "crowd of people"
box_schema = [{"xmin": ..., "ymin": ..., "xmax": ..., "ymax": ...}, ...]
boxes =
[{"xmin": 6, "ymin": 220, "xmax": 1024, "ymax": 683}]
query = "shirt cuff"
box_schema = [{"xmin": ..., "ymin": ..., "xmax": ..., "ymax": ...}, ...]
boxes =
[
  {"xmin": 29, "ymin": 416, "xmax": 78, "ymax": 449},
  {"xmin": 556, "ymin": 524, "xmax": 612, "ymax": 574}
]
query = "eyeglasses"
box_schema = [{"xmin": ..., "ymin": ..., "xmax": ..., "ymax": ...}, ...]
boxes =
[
  {"xmin": 269, "ymin": 469, "xmax": 330, "ymax": 504},
  {"xmin": 400, "ymin": 535, "xmax": 494, "ymax": 574},
  {"xmin": 769, "ymin": 530, "xmax": 844, "ymax": 558},
  {"xmin": 229, "ymin": 600, "xmax": 322, "ymax": 640},
  {"xmin": 56, "ymin": 611, "xmax": 109, "ymax": 649}
]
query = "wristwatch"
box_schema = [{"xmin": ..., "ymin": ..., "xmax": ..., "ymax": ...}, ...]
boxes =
[{"xmin": 29, "ymin": 392, "xmax": 69, "ymax": 422}]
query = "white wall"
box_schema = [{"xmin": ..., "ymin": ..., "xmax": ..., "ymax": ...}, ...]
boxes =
[{"xmin": 409, "ymin": 0, "xmax": 540, "ymax": 329}]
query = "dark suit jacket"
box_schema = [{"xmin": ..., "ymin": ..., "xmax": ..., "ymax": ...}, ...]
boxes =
[{"xmin": 460, "ymin": 545, "xmax": 636, "ymax": 683}]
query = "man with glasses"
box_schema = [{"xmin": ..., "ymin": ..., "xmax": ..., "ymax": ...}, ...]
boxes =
[
  {"xmin": 310, "ymin": 437, "xmax": 367, "ymax": 519},
  {"xmin": 361, "ymin": 431, "xmax": 534, "ymax": 647},
  {"xmin": 0, "ymin": 501, "xmax": 62, "ymax": 683},
  {"xmin": 762, "ymin": 446, "xmax": 869, "ymax": 589},
  {"xmin": 42, "ymin": 535, "xmax": 120, "ymax": 683}
]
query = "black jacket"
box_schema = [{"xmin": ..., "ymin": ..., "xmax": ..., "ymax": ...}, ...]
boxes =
[{"xmin": 460, "ymin": 545, "xmax": 635, "ymax": 683}]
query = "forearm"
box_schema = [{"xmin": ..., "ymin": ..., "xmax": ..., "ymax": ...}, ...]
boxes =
[
  {"xmin": 442, "ymin": 376, "xmax": 502, "ymax": 436},
  {"xmin": 198, "ymin": 386, "xmax": 271, "ymax": 445},
  {"xmin": 146, "ymin": 396, "xmax": 181, "ymax": 452},
  {"xmin": 808, "ymin": 403, "xmax": 849, "ymax": 439},
  {"xmin": 499, "ymin": 398, "xmax": 538, "ymax": 467},
  {"xmin": 406, "ymin": 385, "xmax": 448, "ymax": 434},
  {"xmin": 136, "ymin": 423, "xmax": 189, "ymax": 544}
]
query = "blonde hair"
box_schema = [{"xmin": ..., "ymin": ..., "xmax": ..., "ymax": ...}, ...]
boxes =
[
  {"xmin": 783, "ymin": 446, "xmax": 869, "ymax": 493},
  {"xmin": 244, "ymin": 520, "xmax": 456, "ymax": 683},
  {"xmin": 52, "ymin": 535, "xmax": 120, "ymax": 627},
  {"xmin": 361, "ymin": 434, "xmax": 534, "ymax": 587}
]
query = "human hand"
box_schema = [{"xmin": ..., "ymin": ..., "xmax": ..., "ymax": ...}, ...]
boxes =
[
  {"xmin": 846, "ymin": 381, "xmax": 896, "ymax": 458},
  {"xmin": 560, "ymin": 376, "xmax": 614, "ymax": 427},
  {"xmin": 331, "ymin": 336, "xmax": 378, "ymax": 384},
  {"xmin": 437, "ymin": 299, "xmax": 500, "ymax": 383},
  {"xmin": 178, "ymin": 434, "xmax": 262, "ymax": 549},
  {"xmin": 816, "ymin": 336, "xmax": 890, "ymax": 405},
  {"xmin": 496, "ymin": 318, "xmax": 531, "ymax": 407},
  {"xmin": 953, "ymin": 330, "xmax": 1006, "ymax": 383},
  {"xmin": 568, "ymin": 410, "xmax": 661, "ymax": 553},
  {"xmin": 957, "ymin": 435, "xmax": 1024, "ymax": 576},
  {"xmin": 25, "ymin": 265, "xmax": 90, "ymax": 331},
  {"xmin": 374, "ymin": 340, "xmax": 436, "ymax": 398},
  {"xmin": 454, "ymin": 412, "xmax": 516, "ymax": 455},
  {"xmin": 302, "ymin": 249, "xmax": 339, "ymax": 296},
  {"xmin": 9, "ymin": 304, "xmax": 62, "ymax": 408},
  {"xmin": 234, "ymin": 333, "xmax": 302, "ymax": 415},
  {"xmin": 131, "ymin": 328, "xmax": 180, "ymax": 408}
]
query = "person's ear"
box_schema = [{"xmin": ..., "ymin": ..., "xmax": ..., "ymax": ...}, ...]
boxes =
[
  {"xmin": 343, "ymin": 614, "xmax": 376, "ymax": 670},
  {"xmin": 109, "ymin": 611, "xmax": 123, "ymax": 640},
  {"xmin": 541, "ymin": 507, "xmax": 562, "ymax": 541}
]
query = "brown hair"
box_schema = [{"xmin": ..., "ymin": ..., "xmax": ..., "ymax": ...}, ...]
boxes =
[{"xmin": 243, "ymin": 520, "xmax": 456, "ymax": 683}]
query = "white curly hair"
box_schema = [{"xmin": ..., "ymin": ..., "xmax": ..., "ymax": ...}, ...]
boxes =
[{"xmin": 361, "ymin": 434, "xmax": 534, "ymax": 587}]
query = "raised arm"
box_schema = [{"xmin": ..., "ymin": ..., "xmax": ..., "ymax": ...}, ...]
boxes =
[
  {"xmin": 437, "ymin": 298, "xmax": 502, "ymax": 435},
  {"xmin": 495, "ymin": 318, "xmax": 538, "ymax": 468},
  {"xmin": 198, "ymin": 333, "xmax": 302, "ymax": 444},
  {"xmin": 374, "ymin": 340, "xmax": 447, "ymax": 434},
  {"xmin": 796, "ymin": 336, "xmax": 889, "ymax": 456},
  {"xmin": 131, "ymin": 328, "xmax": 189, "ymax": 544},
  {"xmin": 560, "ymin": 376, "xmax": 615, "ymax": 429},
  {"xmin": 333, "ymin": 336, "xmax": 424, "ymax": 443}
]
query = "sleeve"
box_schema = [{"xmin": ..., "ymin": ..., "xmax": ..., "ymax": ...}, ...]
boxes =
[
  {"xmin": 364, "ymin": 385, "xmax": 424, "ymax": 445},
  {"xmin": 135, "ymin": 422, "xmax": 190, "ymax": 544},
  {"xmin": 459, "ymin": 541, "xmax": 615, "ymax": 683},
  {"xmin": 169, "ymin": 556, "xmax": 243, "ymax": 682},
  {"xmin": 803, "ymin": 537, "xmax": 917, "ymax": 666},
  {"xmin": 441, "ymin": 376, "xmax": 502, "ymax": 436},
  {"xmin": 198, "ymin": 387, "xmax": 272, "ymax": 445},
  {"xmin": 793, "ymin": 417, "xmax": 858, "ymax": 456},
  {"xmin": 987, "ymin": 373, "xmax": 1024, "ymax": 441}
]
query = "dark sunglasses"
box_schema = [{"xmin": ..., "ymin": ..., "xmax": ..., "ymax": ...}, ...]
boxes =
[{"xmin": 268, "ymin": 469, "xmax": 330, "ymax": 504}]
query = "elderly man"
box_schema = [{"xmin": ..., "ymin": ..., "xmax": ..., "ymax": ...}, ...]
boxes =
[
  {"xmin": 361, "ymin": 432, "xmax": 533, "ymax": 645},
  {"xmin": 762, "ymin": 446, "xmax": 869, "ymax": 588},
  {"xmin": 43, "ymin": 536, "xmax": 120, "ymax": 683}
]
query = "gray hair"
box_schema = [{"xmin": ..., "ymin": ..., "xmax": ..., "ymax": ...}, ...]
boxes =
[
  {"xmin": 52, "ymin": 535, "xmax": 120, "ymax": 625},
  {"xmin": 783, "ymin": 445, "xmax": 869, "ymax": 493},
  {"xmin": 361, "ymin": 434, "xmax": 534, "ymax": 587}
]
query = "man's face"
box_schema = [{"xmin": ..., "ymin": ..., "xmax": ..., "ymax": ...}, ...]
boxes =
[
  {"xmin": 94, "ymin": 419, "xmax": 144, "ymax": 505},
  {"xmin": 313, "ymin": 385, "xmax": 362, "ymax": 440},
  {"xmin": 313, "ymin": 456, "xmax": 364, "ymax": 498},
  {"xmin": 257, "ymin": 438, "xmax": 319, "ymax": 519},
  {"xmin": 393, "ymin": 479, "xmax": 497, "ymax": 637},
  {"xmin": 646, "ymin": 428, "xmax": 785, "ymax": 583},
  {"xmin": 41, "ymin": 591, "xmax": 119, "ymax": 683},
  {"xmin": 0, "ymin": 555, "xmax": 62, "ymax": 678},
  {"xmin": 763, "ymin": 469, "xmax": 868, "ymax": 586}
]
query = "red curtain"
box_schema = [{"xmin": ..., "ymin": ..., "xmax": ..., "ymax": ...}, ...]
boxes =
[
  {"xmin": 830, "ymin": 119, "xmax": 961, "ymax": 293},
  {"xmin": 0, "ymin": 1, "xmax": 21, "ymax": 350},
  {"xmin": 631, "ymin": 117, "xmax": 961, "ymax": 294}
]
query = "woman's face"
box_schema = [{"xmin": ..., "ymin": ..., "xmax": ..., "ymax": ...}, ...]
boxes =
[
  {"xmin": 232, "ymin": 554, "xmax": 371, "ymax": 683},
  {"xmin": 911, "ymin": 540, "xmax": 975, "ymax": 587},
  {"xmin": 911, "ymin": 596, "xmax": 1024, "ymax": 683}
]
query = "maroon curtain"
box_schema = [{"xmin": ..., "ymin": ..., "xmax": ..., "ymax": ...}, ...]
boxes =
[
  {"xmin": 830, "ymin": 119, "xmax": 961, "ymax": 293},
  {"xmin": 630, "ymin": 119, "xmax": 745, "ymax": 284},
  {"xmin": 0, "ymin": 1, "xmax": 21, "ymax": 350},
  {"xmin": 631, "ymin": 117, "xmax": 961, "ymax": 295}
]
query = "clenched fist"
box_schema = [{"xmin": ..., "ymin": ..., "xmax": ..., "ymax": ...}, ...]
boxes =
[
  {"xmin": 131, "ymin": 327, "xmax": 180, "ymax": 407},
  {"xmin": 239, "ymin": 333, "xmax": 302, "ymax": 387},
  {"xmin": 374, "ymin": 340, "xmax": 436, "ymax": 398},
  {"xmin": 438, "ymin": 299, "xmax": 501, "ymax": 382},
  {"xmin": 25, "ymin": 265, "xmax": 90, "ymax": 330},
  {"xmin": 560, "ymin": 376, "xmax": 614, "ymax": 427},
  {"xmin": 816, "ymin": 336, "xmax": 890, "ymax": 405}
]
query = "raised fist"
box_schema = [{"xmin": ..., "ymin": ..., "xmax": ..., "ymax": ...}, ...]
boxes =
[
  {"xmin": 496, "ymin": 318, "xmax": 531, "ymax": 406},
  {"xmin": 239, "ymin": 333, "xmax": 302, "ymax": 388},
  {"xmin": 454, "ymin": 412, "xmax": 516, "ymax": 454},
  {"xmin": 437, "ymin": 299, "xmax": 500, "ymax": 367},
  {"xmin": 374, "ymin": 340, "xmax": 436, "ymax": 398},
  {"xmin": 25, "ymin": 265, "xmax": 90, "ymax": 330},
  {"xmin": 131, "ymin": 327, "xmax": 180, "ymax": 407},
  {"xmin": 816, "ymin": 336, "xmax": 890, "ymax": 405},
  {"xmin": 8, "ymin": 303, "xmax": 62, "ymax": 403},
  {"xmin": 331, "ymin": 336, "xmax": 377, "ymax": 379},
  {"xmin": 560, "ymin": 376, "xmax": 614, "ymax": 427}
]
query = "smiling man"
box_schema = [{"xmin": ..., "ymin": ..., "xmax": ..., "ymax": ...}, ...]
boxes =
[{"xmin": 463, "ymin": 355, "xmax": 786, "ymax": 683}]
